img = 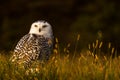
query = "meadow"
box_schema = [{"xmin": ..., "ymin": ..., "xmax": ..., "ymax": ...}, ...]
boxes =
[{"xmin": 0, "ymin": 36, "xmax": 120, "ymax": 80}]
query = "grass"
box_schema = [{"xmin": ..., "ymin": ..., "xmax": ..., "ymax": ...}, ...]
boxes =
[{"xmin": 0, "ymin": 36, "xmax": 120, "ymax": 80}]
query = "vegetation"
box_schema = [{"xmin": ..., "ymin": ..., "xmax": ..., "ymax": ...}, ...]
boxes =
[{"xmin": 0, "ymin": 37, "xmax": 120, "ymax": 80}]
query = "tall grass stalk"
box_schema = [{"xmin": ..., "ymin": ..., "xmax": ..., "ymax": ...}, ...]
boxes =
[{"xmin": 73, "ymin": 34, "xmax": 80, "ymax": 60}]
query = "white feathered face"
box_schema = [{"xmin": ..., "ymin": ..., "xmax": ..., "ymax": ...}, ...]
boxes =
[{"xmin": 29, "ymin": 21, "xmax": 53, "ymax": 38}]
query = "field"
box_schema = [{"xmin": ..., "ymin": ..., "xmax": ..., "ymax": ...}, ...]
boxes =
[{"xmin": 0, "ymin": 37, "xmax": 120, "ymax": 80}]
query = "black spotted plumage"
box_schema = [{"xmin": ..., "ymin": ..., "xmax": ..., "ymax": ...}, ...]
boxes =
[{"xmin": 11, "ymin": 34, "xmax": 53, "ymax": 66}]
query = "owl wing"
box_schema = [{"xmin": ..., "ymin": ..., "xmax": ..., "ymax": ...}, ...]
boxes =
[
  {"xmin": 38, "ymin": 36, "xmax": 54, "ymax": 61},
  {"xmin": 10, "ymin": 34, "xmax": 41, "ymax": 65}
]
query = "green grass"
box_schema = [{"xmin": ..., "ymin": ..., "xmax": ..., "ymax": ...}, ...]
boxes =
[{"xmin": 0, "ymin": 38, "xmax": 120, "ymax": 80}]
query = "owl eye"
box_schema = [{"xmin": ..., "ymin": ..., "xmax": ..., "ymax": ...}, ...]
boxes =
[
  {"xmin": 34, "ymin": 25, "xmax": 38, "ymax": 27},
  {"xmin": 42, "ymin": 25, "xmax": 47, "ymax": 28}
]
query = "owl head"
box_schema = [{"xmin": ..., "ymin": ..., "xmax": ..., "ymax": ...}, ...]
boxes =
[{"xmin": 29, "ymin": 20, "xmax": 53, "ymax": 38}]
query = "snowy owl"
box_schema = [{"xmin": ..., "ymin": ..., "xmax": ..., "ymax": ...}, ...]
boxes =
[{"xmin": 10, "ymin": 20, "xmax": 54, "ymax": 66}]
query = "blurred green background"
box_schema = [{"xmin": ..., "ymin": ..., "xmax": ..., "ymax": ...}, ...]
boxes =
[{"xmin": 0, "ymin": 0, "xmax": 120, "ymax": 53}]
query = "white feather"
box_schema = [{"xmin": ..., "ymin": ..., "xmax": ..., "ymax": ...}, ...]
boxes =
[{"xmin": 29, "ymin": 21, "xmax": 53, "ymax": 38}]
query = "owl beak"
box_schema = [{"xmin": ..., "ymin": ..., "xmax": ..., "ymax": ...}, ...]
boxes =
[{"xmin": 39, "ymin": 28, "xmax": 41, "ymax": 32}]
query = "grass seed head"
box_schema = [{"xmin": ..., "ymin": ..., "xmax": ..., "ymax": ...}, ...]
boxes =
[
  {"xmin": 99, "ymin": 42, "xmax": 103, "ymax": 48},
  {"xmin": 95, "ymin": 40, "xmax": 99, "ymax": 48},
  {"xmin": 55, "ymin": 38, "xmax": 59, "ymax": 43},
  {"xmin": 108, "ymin": 42, "xmax": 111, "ymax": 49},
  {"xmin": 77, "ymin": 34, "xmax": 80, "ymax": 41},
  {"xmin": 111, "ymin": 48, "xmax": 115, "ymax": 54}
]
